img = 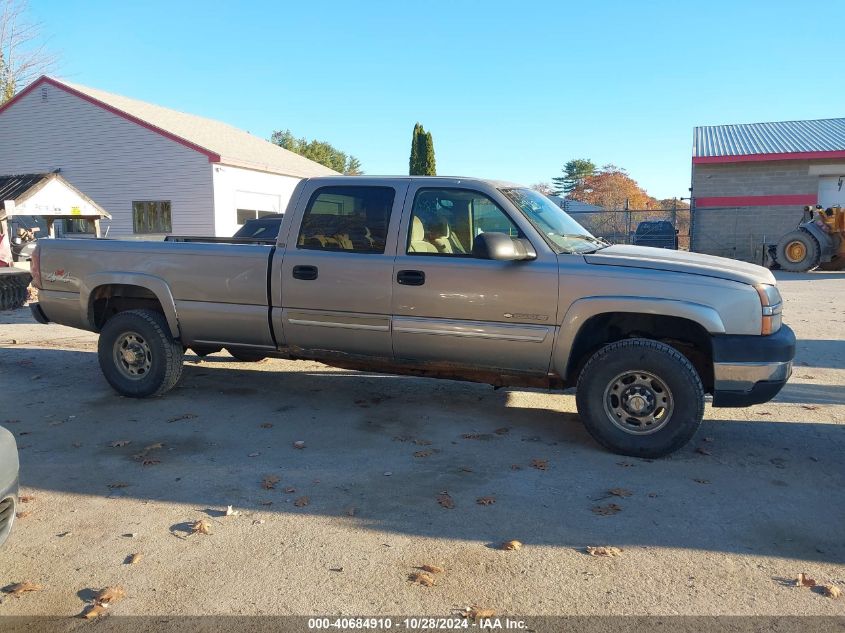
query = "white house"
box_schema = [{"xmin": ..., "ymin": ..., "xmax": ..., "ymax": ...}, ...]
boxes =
[{"xmin": 0, "ymin": 76, "xmax": 336, "ymax": 238}]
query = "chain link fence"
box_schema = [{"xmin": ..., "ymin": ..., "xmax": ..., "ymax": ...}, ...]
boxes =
[{"xmin": 569, "ymin": 208, "xmax": 691, "ymax": 250}]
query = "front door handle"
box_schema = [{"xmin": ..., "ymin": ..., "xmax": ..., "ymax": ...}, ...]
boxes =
[
  {"xmin": 292, "ymin": 265, "xmax": 318, "ymax": 281},
  {"xmin": 397, "ymin": 269, "xmax": 425, "ymax": 286}
]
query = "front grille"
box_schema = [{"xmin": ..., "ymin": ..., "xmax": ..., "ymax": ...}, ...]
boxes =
[{"xmin": 0, "ymin": 497, "xmax": 14, "ymax": 532}]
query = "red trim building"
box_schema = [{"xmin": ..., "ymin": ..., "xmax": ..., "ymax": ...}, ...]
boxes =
[{"xmin": 691, "ymin": 118, "xmax": 845, "ymax": 262}]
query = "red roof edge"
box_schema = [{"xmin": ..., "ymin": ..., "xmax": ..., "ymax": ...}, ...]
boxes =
[
  {"xmin": 693, "ymin": 150, "xmax": 845, "ymax": 164},
  {"xmin": 0, "ymin": 76, "xmax": 222, "ymax": 163}
]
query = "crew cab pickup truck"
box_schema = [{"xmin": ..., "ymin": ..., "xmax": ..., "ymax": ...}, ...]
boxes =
[{"xmin": 29, "ymin": 177, "xmax": 795, "ymax": 457}]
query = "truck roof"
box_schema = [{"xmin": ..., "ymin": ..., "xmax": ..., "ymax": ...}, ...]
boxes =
[{"xmin": 304, "ymin": 175, "xmax": 525, "ymax": 189}]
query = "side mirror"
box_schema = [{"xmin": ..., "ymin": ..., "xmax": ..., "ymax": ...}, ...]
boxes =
[{"xmin": 472, "ymin": 232, "xmax": 536, "ymax": 261}]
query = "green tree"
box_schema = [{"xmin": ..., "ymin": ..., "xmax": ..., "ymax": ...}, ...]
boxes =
[
  {"xmin": 270, "ymin": 129, "xmax": 361, "ymax": 174},
  {"xmin": 409, "ymin": 123, "xmax": 436, "ymax": 176},
  {"xmin": 422, "ymin": 130, "xmax": 436, "ymax": 176},
  {"xmin": 409, "ymin": 123, "xmax": 423, "ymax": 175},
  {"xmin": 552, "ymin": 159, "xmax": 596, "ymax": 195}
]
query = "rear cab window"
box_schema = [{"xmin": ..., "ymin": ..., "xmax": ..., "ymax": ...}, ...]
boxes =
[{"xmin": 297, "ymin": 186, "xmax": 395, "ymax": 254}]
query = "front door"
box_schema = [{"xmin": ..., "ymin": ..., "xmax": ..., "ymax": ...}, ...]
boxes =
[
  {"xmin": 392, "ymin": 185, "xmax": 559, "ymax": 375},
  {"xmin": 280, "ymin": 182, "xmax": 406, "ymax": 359}
]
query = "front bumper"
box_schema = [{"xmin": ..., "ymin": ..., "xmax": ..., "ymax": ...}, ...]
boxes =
[{"xmin": 711, "ymin": 325, "xmax": 796, "ymax": 407}]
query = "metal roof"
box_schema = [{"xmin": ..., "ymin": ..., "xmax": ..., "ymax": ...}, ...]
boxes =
[
  {"xmin": 0, "ymin": 174, "xmax": 48, "ymax": 205},
  {"xmin": 694, "ymin": 118, "xmax": 845, "ymax": 158},
  {"xmin": 4, "ymin": 77, "xmax": 338, "ymax": 178}
]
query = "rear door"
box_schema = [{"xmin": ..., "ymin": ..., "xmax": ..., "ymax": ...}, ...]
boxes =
[
  {"xmin": 392, "ymin": 184, "xmax": 559, "ymax": 375},
  {"xmin": 280, "ymin": 180, "xmax": 407, "ymax": 359}
]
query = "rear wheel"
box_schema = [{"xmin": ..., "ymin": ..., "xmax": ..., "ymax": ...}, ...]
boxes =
[
  {"xmin": 98, "ymin": 309, "xmax": 183, "ymax": 397},
  {"xmin": 776, "ymin": 229, "xmax": 820, "ymax": 272},
  {"xmin": 575, "ymin": 338, "xmax": 704, "ymax": 457},
  {"xmin": 226, "ymin": 348, "xmax": 267, "ymax": 362}
]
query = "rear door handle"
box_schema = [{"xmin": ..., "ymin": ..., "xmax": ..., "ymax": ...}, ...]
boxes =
[
  {"xmin": 292, "ymin": 265, "xmax": 318, "ymax": 281},
  {"xmin": 397, "ymin": 269, "xmax": 425, "ymax": 286}
]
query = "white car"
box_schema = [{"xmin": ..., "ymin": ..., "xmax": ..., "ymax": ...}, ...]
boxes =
[{"xmin": 0, "ymin": 425, "xmax": 19, "ymax": 546}]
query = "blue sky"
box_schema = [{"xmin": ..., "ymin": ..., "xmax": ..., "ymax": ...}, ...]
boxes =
[{"xmin": 29, "ymin": 0, "xmax": 843, "ymax": 198}]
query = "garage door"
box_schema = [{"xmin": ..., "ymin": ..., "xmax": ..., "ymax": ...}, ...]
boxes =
[{"xmin": 818, "ymin": 175, "xmax": 845, "ymax": 208}]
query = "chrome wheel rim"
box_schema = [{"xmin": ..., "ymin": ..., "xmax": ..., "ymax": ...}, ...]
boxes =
[
  {"xmin": 113, "ymin": 331, "xmax": 153, "ymax": 380},
  {"xmin": 603, "ymin": 370, "xmax": 674, "ymax": 435}
]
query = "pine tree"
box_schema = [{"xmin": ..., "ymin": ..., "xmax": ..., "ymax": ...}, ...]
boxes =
[
  {"xmin": 409, "ymin": 123, "xmax": 423, "ymax": 175},
  {"xmin": 422, "ymin": 130, "xmax": 436, "ymax": 176},
  {"xmin": 551, "ymin": 159, "xmax": 596, "ymax": 195}
]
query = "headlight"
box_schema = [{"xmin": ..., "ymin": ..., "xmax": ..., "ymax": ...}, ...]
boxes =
[{"xmin": 754, "ymin": 284, "xmax": 782, "ymax": 335}]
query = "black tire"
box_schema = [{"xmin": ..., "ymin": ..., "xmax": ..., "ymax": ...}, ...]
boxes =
[
  {"xmin": 776, "ymin": 229, "xmax": 820, "ymax": 272},
  {"xmin": 226, "ymin": 348, "xmax": 266, "ymax": 362},
  {"xmin": 98, "ymin": 309, "xmax": 183, "ymax": 397},
  {"xmin": 0, "ymin": 272, "xmax": 31, "ymax": 311},
  {"xmin": 575, "ymin": 338, "xmax": 704, "ymax": 458}
]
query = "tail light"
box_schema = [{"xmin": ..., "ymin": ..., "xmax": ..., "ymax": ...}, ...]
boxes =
[{"xmin": 30, "ymin": 244, "xmax": 42, "ymax": 289}]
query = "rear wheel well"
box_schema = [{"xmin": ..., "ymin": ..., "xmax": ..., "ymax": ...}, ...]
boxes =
[
  {"xmin": 90, "ymin": 284, "xmax": 166, "ymax": 331},
  {"xmin": 566, "ymin": 312, "xmax": 714, "ymax": 393}
]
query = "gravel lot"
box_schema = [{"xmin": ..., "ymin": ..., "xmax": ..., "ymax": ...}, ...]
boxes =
[{"xmin": 0, "ymin": 271, "xmax": 843, "ymax": 618}]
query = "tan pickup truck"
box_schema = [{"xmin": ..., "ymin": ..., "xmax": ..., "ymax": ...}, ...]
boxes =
[{"xmin": 29, "ymin": 176, "xmax": 795, "ymax": 457}]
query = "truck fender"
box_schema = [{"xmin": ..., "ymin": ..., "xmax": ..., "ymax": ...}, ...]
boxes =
[
  {"xmin": 801, "ymin": 222, "xmax": 836, "ymax": 262},
  {"xmin": 553, "ymin": 296, "xmax": 725, "ymax": 380},
  {"xmin": 80, "ymin": 272, "xmax": 180, "ymax": 338}
]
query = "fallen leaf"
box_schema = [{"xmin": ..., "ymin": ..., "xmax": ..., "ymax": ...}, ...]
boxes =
[
  {"xmin": 225, "ymin": 505, "xmax": 241, "ymax": 517},
  {"xmin": 463, "ymin": 606, "xmax": 496, "ymax": 620},
  {"xmin": 462, "ymin": 433, "xmax": 483, "ymax": 440},
  {"xmin": 494, "ymin": 427, "xmax": 510, "ymax": 435},
  {"xmin": 329, "ymin": 566, "xmax": 343, "ymax": 572},
  {"xmin": 107, "ymin": 482, "xmax": 129, "ymax": 489},
  {"xmin": 15, "ymin": 511, "xmax": 32, "ymax": 519},
  {"xmin": 459, "ymin": 466, "xmax": 473, "ymax": 473},
  {"xmin": 437, "ymin": 493, "xmax": 455, "ymax": 509},
  {"xmin": 248, "ymin": 452, "xmax": 261, "ymax": 457},
  {"xmin": 80, "ymin": 604, "xmax": 110, "ymax": 619},
  {"xmin": 93, "ymin": 586, "xmax": 126, "ymax": 605},
  {"xmin": 801, "ymin": 405, "xmax": 820, "ymax": 411},
  {"xmin": 260, "ymin": 501, "xmax": 274, "ymax": 506},
  {"xmin": 18, "ymin": 495, "xmax": 35, "ymax": 503},
  {"xmin": 167, "ymin": 414, "xmax": 197, "ymax": 422},
  {"xmin": 109, "ymin": 440, "xmax": 131, "ymax": 448},
  {"xmin": 756, "ymin": 411, "xmax": 772, "ymax": 416},
  {"xmin": 693, "ymin": 479, "xmax": 711, "ymax": 485},
  {"xmin": 283, "ymin": 487, "xmax": 296, "ymax": 494},
  {"xmin": 261, "ymin": 475, "xmax": 280, "ymax": 489},
  {"xmin": 821, "ymin": 584, "xmax": 842, "ymax": 598},
  {"xmin": 796, "ymin": 573, "xmax": 817, "ymax": 588},
  {"xmin": 252, "ymin": 519, "xmax": 265, "ymax": 525},
  {"xmin": 412, "ymin": 438, "xmax": 432, "ymax": 446},
  {"xmin": 695, "ymin": 447, "xmax": 712, "ymax": 456},
  {"xmin": 126, "ymin": 553, "xmax": 143, "ymax": 565},
  {"xmin": 420, "ymin": 564, "xmax": 444, "ymax": 574},
  {"xmin": 586, "ymin": 546, "xmax": 623, "ymax": 557},
  {"xmin": 414, "ymin": 450, "xmax": 432, "ymax": 458},
  {"xmin": 260, "ymin": 423, "xmax": 273, "ymax": 429},
  {"xmin": 617, "ymin": 462, "xmax": 635, "ymax": 468},
  {"xmin": 294, "ymin": 496, "xmax": 310, "ymax": 507},
  {"xmin": 592, "ymin": 503, "xmax": 622, "ymax": 516},
  {"xmin": 608, "ymin": 488, "xmax": 632, "ymax": 498},
  {"xmin": 191, "ymin": 519, "xmax": 212, "ymax": 535},
  {"xmin": 141, "ymin": 458, "xmax": 160, "ymax": 466},
  {"xmin": 408, "ymin": 571, "xmax": 436, "ymax": 587},
  {"xmin": 293, "ymin": 440, "xmax": 306, "ymax": 449},
  {"xmin": 501, "ymin": 540, "xmax": 522, "ymax": 551},
  {"xmin": 143, "ymin": 442, "xmax": 164, "ymax": 452},
  {"xmin": 476, "ymin": 496, "xmax": 496, "ymax": 506},
  {"xmin": 2, "ymin": 581, "xmax": 43, "ymax": 597},
  {"xmin": 530, "ymin": 458, "xmax": 548, "ymax": 471}
]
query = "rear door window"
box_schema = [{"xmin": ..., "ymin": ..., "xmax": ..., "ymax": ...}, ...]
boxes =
[{"xmin": 297, "ymin": 186, "xmax": 395, "ymax": 254}]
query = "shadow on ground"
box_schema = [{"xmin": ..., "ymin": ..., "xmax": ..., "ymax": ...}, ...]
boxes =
[{"xmin": 2, "ymin": 346, "xmax": 844, "ymax": 563}]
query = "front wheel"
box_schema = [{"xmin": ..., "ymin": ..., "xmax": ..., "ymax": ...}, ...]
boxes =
[
  {"xmin": 776, "ymin": 229, "xmax": 820, "ymax": 272},
  {"xmin": 575, "ymin": 338, "xmax": 704, "ymax": 457},
  {"xmin": 98, "ymin": 309, "xmax": 184, "ymax": 397}
]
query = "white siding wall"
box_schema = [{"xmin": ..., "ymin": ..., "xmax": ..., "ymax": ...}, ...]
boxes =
[
  {"xmin": 211, "ymin": 164, "xmax": 301, "ymax": 236},
  {"xmin": 0, "ymin": 82, "xmax": 214, "ymax": 238}
]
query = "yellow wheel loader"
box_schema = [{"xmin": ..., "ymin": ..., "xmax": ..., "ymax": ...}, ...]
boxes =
[{"xmin": 774, "ymin": 205, "xmax": 845, "ymax": 272}]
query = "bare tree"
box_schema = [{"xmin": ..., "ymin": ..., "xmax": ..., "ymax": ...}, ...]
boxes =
[
  {"xmin": 530, "ymin": 182, "xmax": 554, "ymax": 196},
  {"xmin": 0, "ymin": 0, "xmax": 56, "ymax": 103}
]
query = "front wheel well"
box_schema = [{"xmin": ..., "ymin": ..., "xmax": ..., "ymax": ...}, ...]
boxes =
[
  {"xmin": 89, "ymin": 284, "xmax": 166, "ymax": 331},
  {"xmin": 566, "ymin": 312, "xmax": 714, "ymax": 392}
]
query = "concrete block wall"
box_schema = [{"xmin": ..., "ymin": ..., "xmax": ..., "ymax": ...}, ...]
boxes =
[{"xmin": 691, "ymin": 159, "xmax": 824, "ymax": 262}]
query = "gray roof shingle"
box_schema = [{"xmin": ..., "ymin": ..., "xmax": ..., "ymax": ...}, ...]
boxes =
[{"xmin": 48, "ymin": 77, "xmax": 338, "ymax": 178}]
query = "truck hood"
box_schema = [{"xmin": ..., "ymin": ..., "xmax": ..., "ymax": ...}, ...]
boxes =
[{"xmin": 583, "ymin": 244, "xmax": 776, "ymax": 286}]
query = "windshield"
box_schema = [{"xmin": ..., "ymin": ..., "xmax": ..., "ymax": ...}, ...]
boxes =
[{"xmin": 500, "ymin": 188, "xmax": 604, "ymax": 254}]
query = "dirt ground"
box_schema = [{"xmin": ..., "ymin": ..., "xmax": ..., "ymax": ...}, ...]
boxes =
[{"xmin": 0, "ymin": 271, "xmax": 843, "ymax": 618}]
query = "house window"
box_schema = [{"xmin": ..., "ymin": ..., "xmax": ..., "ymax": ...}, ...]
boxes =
[
  {"xmin": 236, "ymin": 209, "xmax": 276, "ymax": 225},
  {"xmin": 133, "ymin": 201, "xmax": 172, "ymax": 234}
]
